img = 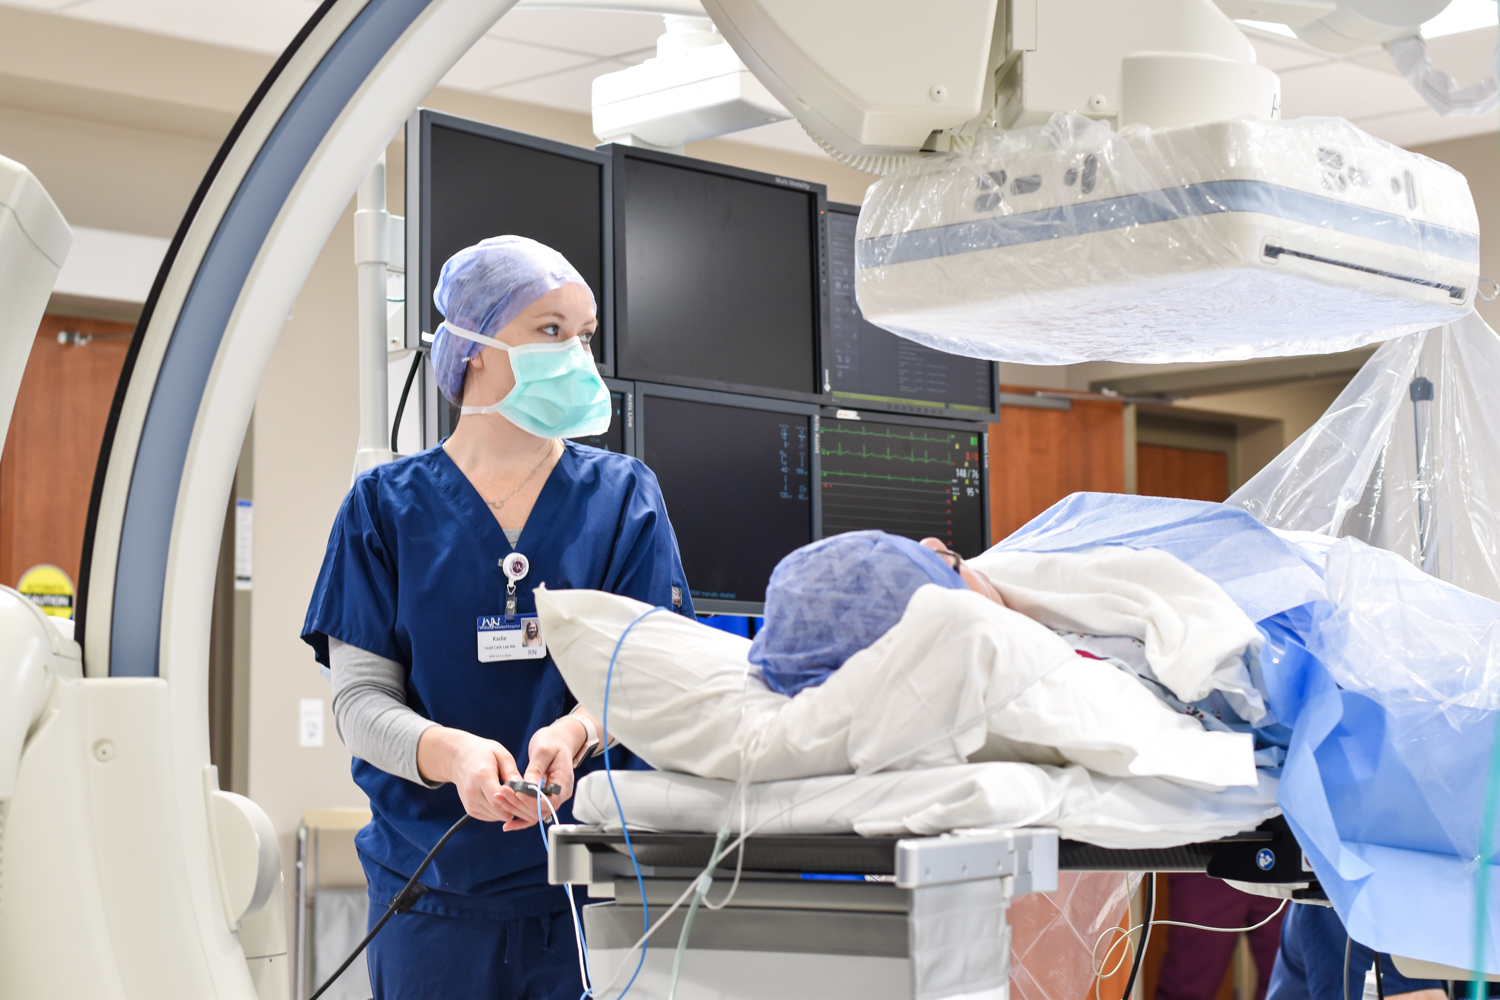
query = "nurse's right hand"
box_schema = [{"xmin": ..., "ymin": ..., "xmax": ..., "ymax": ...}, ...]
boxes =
[{"xmin": 415, "ymin": 725, "xmax": 528, "ymax": 824}]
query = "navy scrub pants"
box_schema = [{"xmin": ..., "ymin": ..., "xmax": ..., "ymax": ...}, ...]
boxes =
[
  {"xmin": 1267, "ymin": 901, "xmax": 1442, "ymax": 1000},
  {"xmin": 365, "ymin": 904, "xmax": 585, "ymax": 1000}
]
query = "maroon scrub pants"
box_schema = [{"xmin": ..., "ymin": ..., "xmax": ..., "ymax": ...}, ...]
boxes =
[{"xmin": 1154, "ymin": 874, "xmax": 1287, "ymax": 1000}]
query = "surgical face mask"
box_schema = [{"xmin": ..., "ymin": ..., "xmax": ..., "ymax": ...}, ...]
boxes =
[{"xmin": 444, "ymin": 322, "xmax": 611, "ymax": 439}]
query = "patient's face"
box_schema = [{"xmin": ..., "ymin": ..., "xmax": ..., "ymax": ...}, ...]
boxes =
[{"xmin": 920, "ymin": 538, "xmax": 1006, "ymax": 606}]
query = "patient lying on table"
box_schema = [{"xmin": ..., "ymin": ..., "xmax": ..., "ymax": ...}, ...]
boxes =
[{"xmin": 747, "ymin": 530, "xmax": 1281, "ymax": 768}]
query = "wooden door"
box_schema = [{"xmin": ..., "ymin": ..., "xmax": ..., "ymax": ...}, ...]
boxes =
[
  {"xmin": 0, "ymin": 314, "xmax": 134, "ymax": 598},
  {"xmin": 989, "ymin": 387, "xmax": 1125, "ymax": 541},
  {"xmin": 1137, "ymin": 444, "xmax": 1230, "ymax": 502}
]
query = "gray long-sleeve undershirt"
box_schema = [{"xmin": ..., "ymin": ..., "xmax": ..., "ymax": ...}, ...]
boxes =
[
  {"xmin": 328, "ymin": 637, "xmax": 439, "ymax": 787},
  {"xmin": 328, "ymin": 533, "xmax": 522, "ymax": 785}
]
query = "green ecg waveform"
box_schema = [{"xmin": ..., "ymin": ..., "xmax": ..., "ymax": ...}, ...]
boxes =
[{"xmin": 822, "ymin": 470, "xmax": 957, "ymax": 486}]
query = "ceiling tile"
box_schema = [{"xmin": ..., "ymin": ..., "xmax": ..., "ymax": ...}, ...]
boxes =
[
  {"xmin": 56, "ymin": 0, "xmax": 317, "ymax": 54},
  {"xmin": 439, "ymin": 34, "xmax": 593, "ymax": 93},
  {"xmin": 0, "ymin": 0, "xmax": 82, "ymax": 9},
  {"xmin": 1279, "ymin": 60, "xmax": 1429, "ymax": 120},
  {"xmin": 490, "ymin": 58, "xmax": 631, "ymax": 115},
  {"xmin": 486, "ymin": 8, "xmax": 664, "ymax": 59},
  {"xmin": 1246, "ymin": 33, "xmax": 1332, "ymax": 72},
  {"xmin": 713, "ymin": 118, "xmax": 826, "ymax": 158}
]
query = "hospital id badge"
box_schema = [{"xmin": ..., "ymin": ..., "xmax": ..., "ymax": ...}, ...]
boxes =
[{"xmin": 477, "ymin": 614, "xmax": 547, "ymax": 663}]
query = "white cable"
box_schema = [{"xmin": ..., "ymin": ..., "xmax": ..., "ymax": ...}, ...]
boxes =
[
  {"xmin": 1092, "ymin": 897, "xmax": 1291, "ymax": 988},
  {"xmin": 539, "ymin": 794, "xmax": 594, "ymax": 996}
]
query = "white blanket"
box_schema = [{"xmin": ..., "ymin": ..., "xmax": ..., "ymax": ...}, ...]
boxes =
[
  {"xmin": 967, "ymin": 545, "xmax": 1266, "ymax": 719},
  {"xmin": 538, "ymin": 561, "xmax": 1259, "ymax": 792},
  {"xmin": 573, "ymin": 765, "xmax": 1281, "ymax": 848}
]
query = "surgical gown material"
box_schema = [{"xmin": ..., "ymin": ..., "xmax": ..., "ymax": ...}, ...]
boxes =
[
  {"xmin": 749, "ymin": 529, "xmax": 966, "ymax": 696},
  {"xmin": 995, "ymin": 491, "xmax": 1500, "ymax": 974},
  {"xmin": 301, "ymin": 442, "xmax": 692, "ymax": 921}
]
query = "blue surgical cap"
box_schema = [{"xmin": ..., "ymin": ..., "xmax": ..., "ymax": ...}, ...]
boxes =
[
  {"xmin": 748, "ymin": 531, "xmax": 967, "ymax": 697},
  {"xmin": 430, "ymin": 235, "xmax": 595, "ymax": 403}
]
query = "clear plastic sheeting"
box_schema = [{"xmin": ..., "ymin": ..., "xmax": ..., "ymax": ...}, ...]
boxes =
[
  {"xmin": 1009, "ymin": 872, "xmax": 1138, "ymax": 1000},
  {"xmin": 1231, "ymin": 313, "xmax": 1500, "ymax": 601},
  {"xmin": 1230, "ymin": 317, "xmax": 1500, "ymax": 973},
  {"xmin": 855, "ymin": 113, "xmax": 1478, "ymax": 364},
  {"xmin": 988, "ymin": 490, "xmax": 1500, "ymax": 972}
]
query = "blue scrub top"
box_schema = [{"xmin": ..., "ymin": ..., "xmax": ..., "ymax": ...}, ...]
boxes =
[{"xmin": 302, "ymin": 441, "xmax": 693, "ymax": 920}]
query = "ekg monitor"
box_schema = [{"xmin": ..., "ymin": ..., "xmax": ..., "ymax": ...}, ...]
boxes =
[
  {"xmin": 613, "ymin": 146, "xmax": 828, "ymax": 402},
  {"xmin": 637, "ymin": 385, "xmax": 818, "ymax": 613},
  {"xmin": 827, "ymin": 203, "xmax": 995, "ymax": 418},
  {"xmin": 408, "ymin": 110, "xmax": 611, "ymax": 371},
  {"xmin": 820, "ymin": 414, "xmax": 988, "ymax": 557}
]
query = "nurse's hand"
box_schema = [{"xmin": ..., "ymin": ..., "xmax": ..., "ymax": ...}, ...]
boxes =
[
  {"xmin": 499, "ymin": 720, "xmax": 588, "ymax": 833},
  {"xmin": 415, "ymin": 725, "xmax": 528, "ymax": 825}
]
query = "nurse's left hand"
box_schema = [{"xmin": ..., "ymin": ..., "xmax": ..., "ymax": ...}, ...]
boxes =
[{"xmin": 498, "ymin": 720, "xmax": 587, "ymax": 832}]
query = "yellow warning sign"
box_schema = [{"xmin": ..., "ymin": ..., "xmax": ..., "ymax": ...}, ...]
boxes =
[{"xmin": 18, "ymin": 564, "xmax": 74, "ymax": 619}]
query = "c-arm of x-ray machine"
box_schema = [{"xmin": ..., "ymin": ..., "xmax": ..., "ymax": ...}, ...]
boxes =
[{"xmin": 0, "ymin": 0, "xmax": 1476, "ymax": 995}]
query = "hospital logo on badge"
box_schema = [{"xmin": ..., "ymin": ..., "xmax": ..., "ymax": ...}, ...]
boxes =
[{"xmin": 1256, "ymin": 848, "xmax": 1276, "ymax": 871}]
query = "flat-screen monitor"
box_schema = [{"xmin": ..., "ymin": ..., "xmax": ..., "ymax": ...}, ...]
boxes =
[
  {"xmin": 407, "ymin": 110, "xmax": 611, "ymax": 378},
  {"xmin": 637, "ymin": 385, "xmax": 818, "ymax": 613},
  {"xmin": 827, "ymin": 203, "xmax": 996, "ymax": 418},
  {"xmin": 612, "ymin": 146, "xmax": 828, "ymax": 403},
  {"xmin": 820, "ymin": 413, "xmax": 988, "ymax": 557}
]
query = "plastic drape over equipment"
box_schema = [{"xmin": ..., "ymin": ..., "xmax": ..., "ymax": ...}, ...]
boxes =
[
  {"xmin": 995, "ymin": 488, "xmax": 1500, "ymax": 974},
  {"xmin": 1009, "ymin": 873, "xmax": 1138, "ymax": 1000},
  {"xmin": 855, "ymin": 113, "xmax": 1478, "ymax": 364},
  {"xmin": 1228, "ymin": 315, "xmax": 1500, "ymax": 974},
  {"xmin": 1231, "ymin": 312, "xmax": 1500, "ymax": 602}
]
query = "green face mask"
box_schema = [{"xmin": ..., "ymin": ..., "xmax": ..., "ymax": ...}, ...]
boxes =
[{"xmin": 446, "ymin": 322, "xmax": 611, "ymax": 439}]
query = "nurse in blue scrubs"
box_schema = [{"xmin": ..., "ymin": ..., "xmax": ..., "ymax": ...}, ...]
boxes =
[{"xmin": 302, "ymin": 236, "xmax": 693, "ymax": 998}]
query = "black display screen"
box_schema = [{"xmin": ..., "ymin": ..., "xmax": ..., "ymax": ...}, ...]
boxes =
[
  {"xmin": 569, "ymin": 391, "xmax": 626, "ymax": 454},
  {"xmin": 820, "ymin": 417, "xmax": 986, "ymax": 557},
  {"xmin": 425, "ymin": 123, "xmax": 605, "ymax": 363},
  {"xmin": 619, "ymin": 156, "xmax": 819, "ymax": 395},
  {"xmin": 642, "ymin": 394, "xmax": 813, "ymax": 605},
  {"xmin": 828, "ymin": 209, "xmax": 992, "ymax": 415}
]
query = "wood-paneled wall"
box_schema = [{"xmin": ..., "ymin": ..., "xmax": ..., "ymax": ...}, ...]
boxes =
[
  {"xmin": 1137, "ymin": 444, "xmax": 1230, "ymax": 503},
  {"xmin": 988, "ymin": 386, "xmax": 1125, "ymax": 541},
  {"xmin": 0, "ymin": 313, "xmax": 133, "ymax": 590}
]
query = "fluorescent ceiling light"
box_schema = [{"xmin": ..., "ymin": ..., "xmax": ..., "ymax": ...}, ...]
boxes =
[
  {"xmin": 1421, "ymin": 0, "xmax": 1498, "ymax": 37},
  {"xmin": 1236, "ymin": 18, "xmax": 1299, "ymax": 37}
]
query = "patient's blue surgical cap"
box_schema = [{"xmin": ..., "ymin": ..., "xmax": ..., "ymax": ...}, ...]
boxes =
[
  {"xmin": 749, "ymin": 530, "xmax": 967, "ymax": 697},
  {"xmin": 430, "ymin": 235, "xmax": 595, "ymax": 403}
]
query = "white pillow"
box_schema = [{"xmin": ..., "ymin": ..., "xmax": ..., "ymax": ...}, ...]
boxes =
[{"xmin": 538, "ymin": 584, "xmax": 1257, "ymax": 789}]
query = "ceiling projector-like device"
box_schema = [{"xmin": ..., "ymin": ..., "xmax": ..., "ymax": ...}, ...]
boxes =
[{"xmin": 700, "ymin": 0, "xmax": 1480, "ymax": 363}]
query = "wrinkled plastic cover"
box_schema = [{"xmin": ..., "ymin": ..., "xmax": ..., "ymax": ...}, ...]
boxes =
[
  {"xmin": 1231, "ymin": 316, "xmax": 1500, "ymax": 972},
  {"xmin": 1231, "ymin": 313, "xmax": 1500, "ymax": 602},
  {"xmin": 1010, "ymin": 872, "xmax": 1139, "ymax": 1000},
  {"xmin": 856, "ymin": 113, "xmax": 1478, "ymax": 364}
]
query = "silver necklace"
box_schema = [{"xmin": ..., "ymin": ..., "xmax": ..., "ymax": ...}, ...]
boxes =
[{"xmin": 486, "ymin": 440, "xmax": 557, "ymax": 510}]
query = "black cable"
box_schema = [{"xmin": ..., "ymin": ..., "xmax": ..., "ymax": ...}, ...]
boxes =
[
  {"xmin": 1122, "ymin": 874, "xmax": 1156, "ymax": 1000},
  {"xmin": 1345, "ymin": 935, "xmax": 1354, "ymax": 1000},
  {"xmin": 389, "ymin": 350, "xmax": 423, "ymax": 455},
  {"xmin": 1375, "ymin": 953, "xmax": 1386, "ymax": 1000},
  {"xmin": 308, "ymin": 813, "xmax": 469, "ymax": 1000}
]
